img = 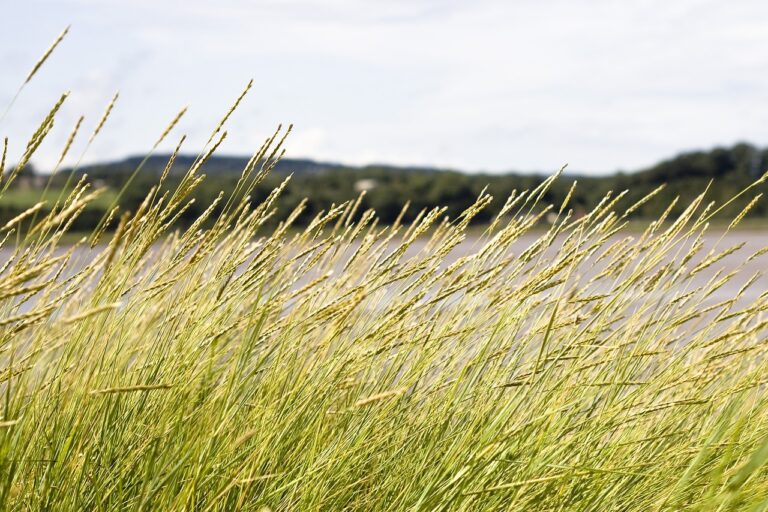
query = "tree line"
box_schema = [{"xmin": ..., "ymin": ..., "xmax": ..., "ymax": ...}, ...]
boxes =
[{"xmin": 4, "ymin": 142, "xmax": 766, "ymax": 232}]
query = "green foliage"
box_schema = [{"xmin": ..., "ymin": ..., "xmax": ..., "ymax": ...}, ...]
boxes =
[{"xmin": 6, "ymin": 142, "xmax": 763, "ymax": 232}]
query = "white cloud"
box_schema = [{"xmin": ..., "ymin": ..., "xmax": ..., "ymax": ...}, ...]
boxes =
[{"xmin": 2, "ymin": 0, "xmax": 768, "ymax": 174}]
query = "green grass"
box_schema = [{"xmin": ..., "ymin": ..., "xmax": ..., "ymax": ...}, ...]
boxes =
[
  {"xmin": 0, "ymin": 186, "xmax": 118, "ymax": 210},
  {"xmin": 0, "ymin": 138, "xmax": 767, "ymax": 510},
  {"xmin": 2, "ymin": 32, "xmax": 768, "ymax": 511}
]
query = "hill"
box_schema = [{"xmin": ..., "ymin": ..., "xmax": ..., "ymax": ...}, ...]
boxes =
[{"xmin": 4, "ymin": 142, "xmax": 767, "ymax": 231}]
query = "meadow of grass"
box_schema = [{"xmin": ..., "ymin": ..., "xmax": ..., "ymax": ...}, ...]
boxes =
[
  {"xmin": 2, "ymin": 30, "xmax": 768, "ymax": 511},
  {"xmin": 0, "ymin": 187, "xmax": 117, "ymax": 210}
]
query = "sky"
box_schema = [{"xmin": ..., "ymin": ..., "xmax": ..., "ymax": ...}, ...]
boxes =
[{"xmin": 2, "ymin": 0, "xmax": 768, "ymax": 175}]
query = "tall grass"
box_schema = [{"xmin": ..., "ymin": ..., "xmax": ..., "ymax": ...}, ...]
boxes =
[{"xmin": 2, "ymin": 33, "xmax": 768, "ymax": 511}]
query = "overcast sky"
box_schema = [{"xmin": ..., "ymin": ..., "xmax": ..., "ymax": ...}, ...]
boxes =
[{"xmin": 2, "ymin": 0, "xmax": 768, "ymax": 174}]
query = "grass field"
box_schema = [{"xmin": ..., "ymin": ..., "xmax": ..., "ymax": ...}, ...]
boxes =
[
  {"xmin": 2, "ymin": 33, "xmax": 768, "ymax": 511},
  {"xmin": 0, "ymin": 134, "xmax": 767, "ymax": 510},
  {"xmin": 0, "ymin": 186, "xmax": 118, "ymax": 210}
]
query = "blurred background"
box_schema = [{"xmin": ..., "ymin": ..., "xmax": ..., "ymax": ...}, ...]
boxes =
[{"xmin": 2, "ymin": 0, "xmax": 768, "ymax": 228}]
